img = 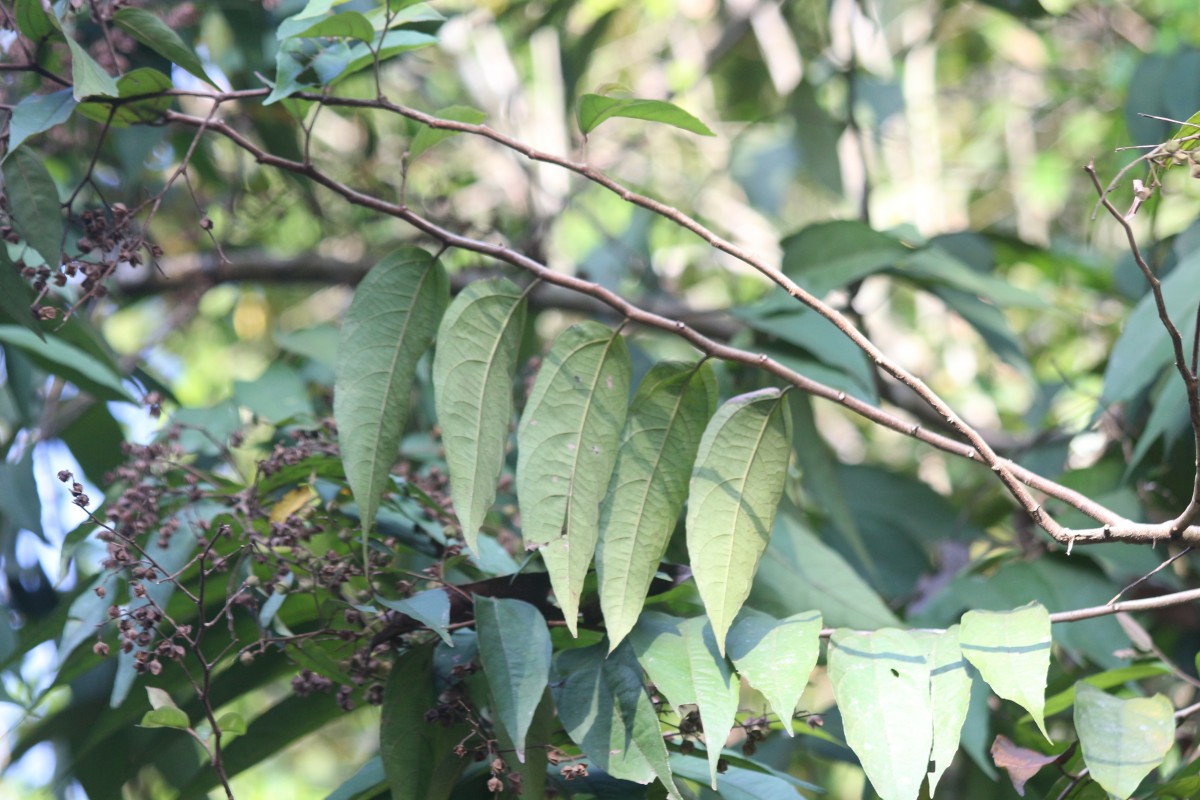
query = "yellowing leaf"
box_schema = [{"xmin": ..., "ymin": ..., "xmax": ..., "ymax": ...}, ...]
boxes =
[{"xmin": 270, "ymin": 485, "xmax": 317, "ymax": 524}]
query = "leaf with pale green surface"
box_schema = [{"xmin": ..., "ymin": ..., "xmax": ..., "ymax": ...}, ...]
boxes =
[
  {"xmin": 0, "ymin": 326, "xmax": 132, "ymax": 402},
  {"xmin": 0, "ymin": 250, "xmax": 41, "ymax": 337},
  {"xmin": 114, "ymin": 7, "xmax": 216, "ymax": 86},
  {"xmin": 726, "ymin": 608, "xmax": 822, "ymax": 736},
  {"xmin": 7, "ymin": 90, "xmax": 76, "ymax": 155},
  {"xmin": 375, "ymin": 588, "xmax": 452, "ymax": 646},
  {"xmin": 474, "ymin": 596, "xmax": 551, "ymax": 763},
  {"xmin": 78, "ymin": 68, "xmax": 174, "ymax": 127},
  {"xmin": 687, "ymin": 388, "xmax": 791, "ymax": 654},
  {"xmin": 3, "ymin": 147, "xmax": 64, "ymax": 267},
  {"xmin": 960, "ymin": 602, "xmax": 1052, "ymax": 740},
  {"xmin": 1075, "ymin": 683, "xmax": 1174, "ymax": 799},
  {"xmin": 65, "ymin": 37, "xmax": 120, "ymax": 101},
  {"xmin": 292, "ymin": 11, "xmax": 374, "ymax": 41},
  {"xmin": 914, "ymin": 626, "xmax": 972, "ymax": 795},
  {"xmin": 516, "ymin": 321, "xmax": 630, "ymax": 635},
  {"xmin": 552, "ymin": 641, "xmax": 681, "ymax": 799},
  {"xmin": 629, "ymin": 613, "xmax": 739, "ymax": 788},
  {"xmin": 597, "ymin": 360, "xmax": 717, "ymax": 649},
  {"xmin": 578, "ymin": 93, "xmax": 715, "ymax": 136},
  {"xmin": 432, "ymin": 278, "xmax": 526, "ymax": 555},
  {"xmin": 828, "ymin": 628, "xmax": 933, "ymax": 800},
  {"xmin": 334, "ymin": 247, "xmax": 448, "ymax": 538}
]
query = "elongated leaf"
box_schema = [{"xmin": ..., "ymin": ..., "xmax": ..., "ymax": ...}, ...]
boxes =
[
  {"xmin": 293, "ymin": 11, "xmax": 374, "ymax": 41},
  {"xmin": 915, "ymin": 626, "xmax": 972, "ymax": 795},
  {"xmin": 726, "ymin": 608, "xmax": 821, "ymax": 736},
  {"xmin": 687, "ymin": 388, "xmax": 791, "ymax": 654},
  {"xmin": 15, "ymin": 0, "xmax": 59, "ymax": 41},
  {"xmin": 959, "ymin": 602, "xmax": 1052, "ymax": 739},
  {"xmin": 829, "ymin": 628, "xmax": 933, "ymax": 800},
  {"xmin": 326, "ymin": 756, "xmax": 385, "ymax": 800},
  {"xmin": 1075, "ymin": 683, "xmax": 1174, "ymax": 799},
  {"xmin": 781, "ymin": 220, "xmax": 909, "ymax": 297},
  {"xmin": 335, "ymin": 30, "xmax": 438, "ymax": 86},
  {"xmin": 516, "ymin": 322, "xmax": 631, "ymax": 634},
  {"xmin": 375, "ymin": 589, "xmax": 451, "ymax": 645},
  {"xmin": 65, "ymin": 37, "xmax": 119, "ymax": 100},
  {"xmin": 629, "ymin": 613, "xmax": 738, "ymax": 788},
  {"xmin": 0, "ymin": 326, "xmax": 132, "ymax": 401},
  {"xmin": 78, "ymin": 68, "xmax": 174, "ymax": 127},
  {"xmin": 669, "ymin": 755, "xmax": 814, "ymax": 800},
  {"xmin": 8, "ymin": 90, "xmax": 76, "ymax": 154},
  {"xmin": 3, "ymin": 147, "xmax": 64, "ymax": 266},
  {"xmin": 578, "ymin": 94, "xmax": 714, "ymax": 136},
  {"xmin": 114, "ymin": 7, "xmax": 216, "ymax": 86},
  {"xmin": 494, "ymin": 688, "xmax": 552, "ymax": 800},
  {"xmin": 334, "ymin": 247, "xmax": 448, "ymax": 536},
  {"xmin": 432, "ymin": 278, "xmax": 527, "ymax": 555},
  {"xmin": 597, "ymin": 361, "xmax": 717, "ymax": 649},
  {"xmin": 380, "ymin": 644, "xmax": 470, "ymax": 800},
  {"xmin": 552, "ymin": 641, "xmax": 681, "ymax": 798},
  {"xmin": 0, "ymin": 250, "xmax": 40, "ymax": 337},
  {"xmin": 474, "ymin": 597, "xmax": 551, "ymax": 762},
  {"xmin": 410, "ymin": 105, "xmax": 488, "ymax": 159}
]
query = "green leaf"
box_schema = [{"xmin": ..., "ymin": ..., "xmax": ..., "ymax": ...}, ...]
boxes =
[
  {"xmin": 578, "ymin": 94, "xmax": 714, "ymax": 136},
  {"xmin": 750, "ymin": 504, "xmax": 900, "ymax": 628},
  {"xmin": 334, "ymin": 247, "xmax": 449, "ymax": 537},
  {"xmin": 432, "ymin": 278, "xmax": 527, "ymax": 555},
  {"xmin": 15, "ymin": 0, "xmax": 59, "ymax": 42},
  {"xmin": 375, "ymin": 589, "xmax": 452, "ymax": 646},
  {"xmin": 3, "ymin": 146, "xmax": 64, "ymax": 266},
  {"xmin": 293, "ymin": 11, "xmax": 375, "ymax": 42},
  {"xmin": 336, "ymin": 29, "xmax": 438, "ymax": 86},
  {"xmin": 114, "ymin": 7, "xmax": 216, "ymax": 87},
  {"xmin": 474, "ymin": 597, "xmax": 552, "ymax": 763},
  {"xmin": 726, "ymin": 608, "xmax": 822, "ymax": 736},
  {"xmin": 516, "ymin": 321, "xmax": 631, "ymax": 635},
  {"xmin": 629, "ymin": 613, "xmax": 739, "ymax": 788},
  {"xmin": 0, "ymin": 249, "xmax": 41, "ymax": 337},
  {"xmin": 494, "ymin": 688, "xmax": 552, "ymax": 800},
  {"xmin": 1168, "ymin": 109, "xmax": 1200, "ymax": 153},
  {"xmin": 78, "ymin": 67, "xmax": 174, "ymax": 127},
  {"xmin": 959, "ymin": 601, "xmax": 1052, "ymax": 740},
  {"xmin": 552, "ymin": 641, "xmax": 681, "ymax": 798},
  {"xmin": 1075, "ymin": 683, "xmax": 1174, "ymax": 799},
  {"xmin": 781, "ymin": 220, "xmax": 909, "ymax": 297},
  {"xmin": 828, "ymin": 628, "xmax": 933, "ymax": 800},
  {"xmin": 597, "ymin": 361, "xmax": 717, "ymax": 649},
  {"xmin": 668, "ymin": 755, "xmax": 812, "ymax": 800},
  {"xmin": 65, "ymin": 37, "xmax": 120, "ymax": 101},
  {"xmin": 381, "ymin": 644, "xmax": 470, "ymax": 800},
  {"xmin": 914, "ymin": 626, "xmax": 972, "ymax": 795},
  {"xmin": 326, "ymin": 756, "xmax": 385, "ymax": 800},
  {"xmin": 139, "ymin": 707, "xmax": 190, "ymax": 730},
  {"xmin": 7, "ymin": 90, "xmax": 76, "ymax": 154},
  {"xmin": 0, "ymin": 325, "xmax": 132, "ymax": 402},
  {"xmin": 216, "ymin": 712, "xmax": 248, "ymax": 737},
  {"xmin": 410, "ymin": 105, "xmax": 488, "ymax": 159},
  {"xmin": 686, "ymin": 388, "xmax": 791, "ymax": 654}
]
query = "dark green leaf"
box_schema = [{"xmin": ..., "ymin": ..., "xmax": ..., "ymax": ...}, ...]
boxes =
[
  {"xmin": 65, "ymin": 37, "xmax": 120, "ymax": 100},
  {"xmin": 0, "ymin": 325, "xmax": 132, "ymax": 402},
  {"xmin": 0, "ymin": 249, "xmax": 41, "ymax": 337},
  {"xmin": 578, "ymin": 94, "xmax": 714, "ymax": 136},
  {"xmin": 3, "ymin": 146, "xmax": 64, "ymax": 266},
  {"xmin": 781, "ymin": 221, "xmax": 909, "ymax": 296},
  {"xmin": 7, "ymin": 90, "xmax": 77, "ymax": 154},
  {"xmin": 474, "ymin": 596, "xmax": 552, "ymax": 762},
  {"xmin": 114, "ymin": 7, "xmax": 216, "ymax": 87},
  {"xmin": 334, "ymin": 247, "xmax": 448, "ymax": 537},
  {"xmin": 293, "ymin": 11, "xmax": 375, "ymax": 42},
  {"xmin": 232, "ymin": 361, "xmax": 314, "ymax": 422},
  {"xmin": 326, "ymin": 756, "xmax": 385, "ymax": 800},
  {"xmin": 15, "ymin": 0, "xmax": 60, "ymax": 42}
]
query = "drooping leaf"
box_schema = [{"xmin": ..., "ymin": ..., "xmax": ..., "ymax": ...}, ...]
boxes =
[
  {"xmin": 380, "ymin": 644, "xmax": 470, "ymax": 800},
  {"xmin": 494, "ymin": 688, "xmax": 552, "ymax": 800},
  {"xmin": 375, "ymin": 588, "xmax": 452, "ymax": 646},
  {"xmin": 597, "ymin": 361, "xmax": 717, "ymax": 649},
  {"xmin": 114, "ymin": 7, "xmax": 216, "ymax": 86},
  {"xmin": 325, "ymin": 756, "xmax": 385, "ymax": 800},
  {"xmin": 65, "ymin": 37, "xmax": 120, "ymax": 100},
  {"xmin": 7, "ymin": 90, "xmax": 77, "ymax": 154},
  {"xmin": 334, "ymin": 247, "xmax": 449, "ymax": 537},
  {"xmin": 552, "ymin": 641, "xmax": 681, "ymax": 799},
  {"xmin": 3, "ymin": 147, "xmax": 64, "ymax": 266},
  {"xmin": 629, "ymin": 613, "xmax": 739, "ymax": 787},
  {"xmin": 432, "ymin": 278, "xmax": 526, "ymax": 555},
  {"xmin": 959, "ymin": 602, "xmax": 1052, "ymax": 740},
  {"xmin": 915, "ymin": 626, "xmax": 972, "ymax": 795},
  {"xmin": 474, "ymin": 596, "xmax": 552, "ymax": 763},
  {"xmin": 828, "ymin": 628, "xmax": 933, "ymax": 800},
  {"xmin": 578, "ymin": 93, "xmax": 715, "ymax": 136},
  {"xmin": 78, "ymin": 67, "xmax": 175, "ymax": 127},
  {"xmin": 410, "ymin": 105, "xmax": 488, "ymax": 160},
  {"xmin": 668, "ymin": 754, "xmax": 817, "ymax": 800},
  {"xmin": 292, "ymin": 11, "xmax": 375, "ymax": 42},
  {"xmin": 726, "ymin": 608, "xmax": 822, "ymax": 736},
  {"xmin": 516, "ymin": 321, "xmax": 631, "ymax": 634},
  {"xmin": 1075, "ymin": 683, "xmax": 1174, "ymax": 799},
  {"xmin": 0, "ymin": 326, "xmax": 132, "ymax": 402},
  {"xmin": 687, "ymin": 388, "xmax": 791, "ymax": 654},
  {"xmin": 15, "ymin": 0, "xmax": 60, "ymax": 42}
]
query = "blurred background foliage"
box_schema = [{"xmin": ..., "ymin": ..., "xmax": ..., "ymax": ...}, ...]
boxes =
[{"xmin": 3, "ymin": 0, "xmax": 1200, "ymax": 797}]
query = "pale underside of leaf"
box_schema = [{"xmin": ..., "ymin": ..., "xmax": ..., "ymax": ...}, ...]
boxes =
[
  {"xmin": 959, "ymin": 602, "xmax": 1052, "ymax": 740},
  {"xmin": 1074, "ymin": 683, "xmax": 1175, "ymax": 800},
  {"xmin": 915, "ymin": 626, "xmax": 972, "ymax": 795},
  {"xmin": 598, "ymin": 361, "xmax": 717, "ymax": 650},
  {"xmin": 474, "ymin": 596, "xmax": 552, "ymax": 763},
  {"xmin": 726, "ymin": 607, "xmax": 822, "ymax": 736}
]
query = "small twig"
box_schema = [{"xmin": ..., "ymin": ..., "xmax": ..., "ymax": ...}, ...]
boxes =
[{"xmin": 1107, "ymin": 546, "xmax": 1192, "ymax": 605}]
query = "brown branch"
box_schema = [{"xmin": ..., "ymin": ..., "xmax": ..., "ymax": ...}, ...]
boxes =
[{"xmin": 1046, "ymin": 586, "xmax": 1200, "ymax": 623}]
